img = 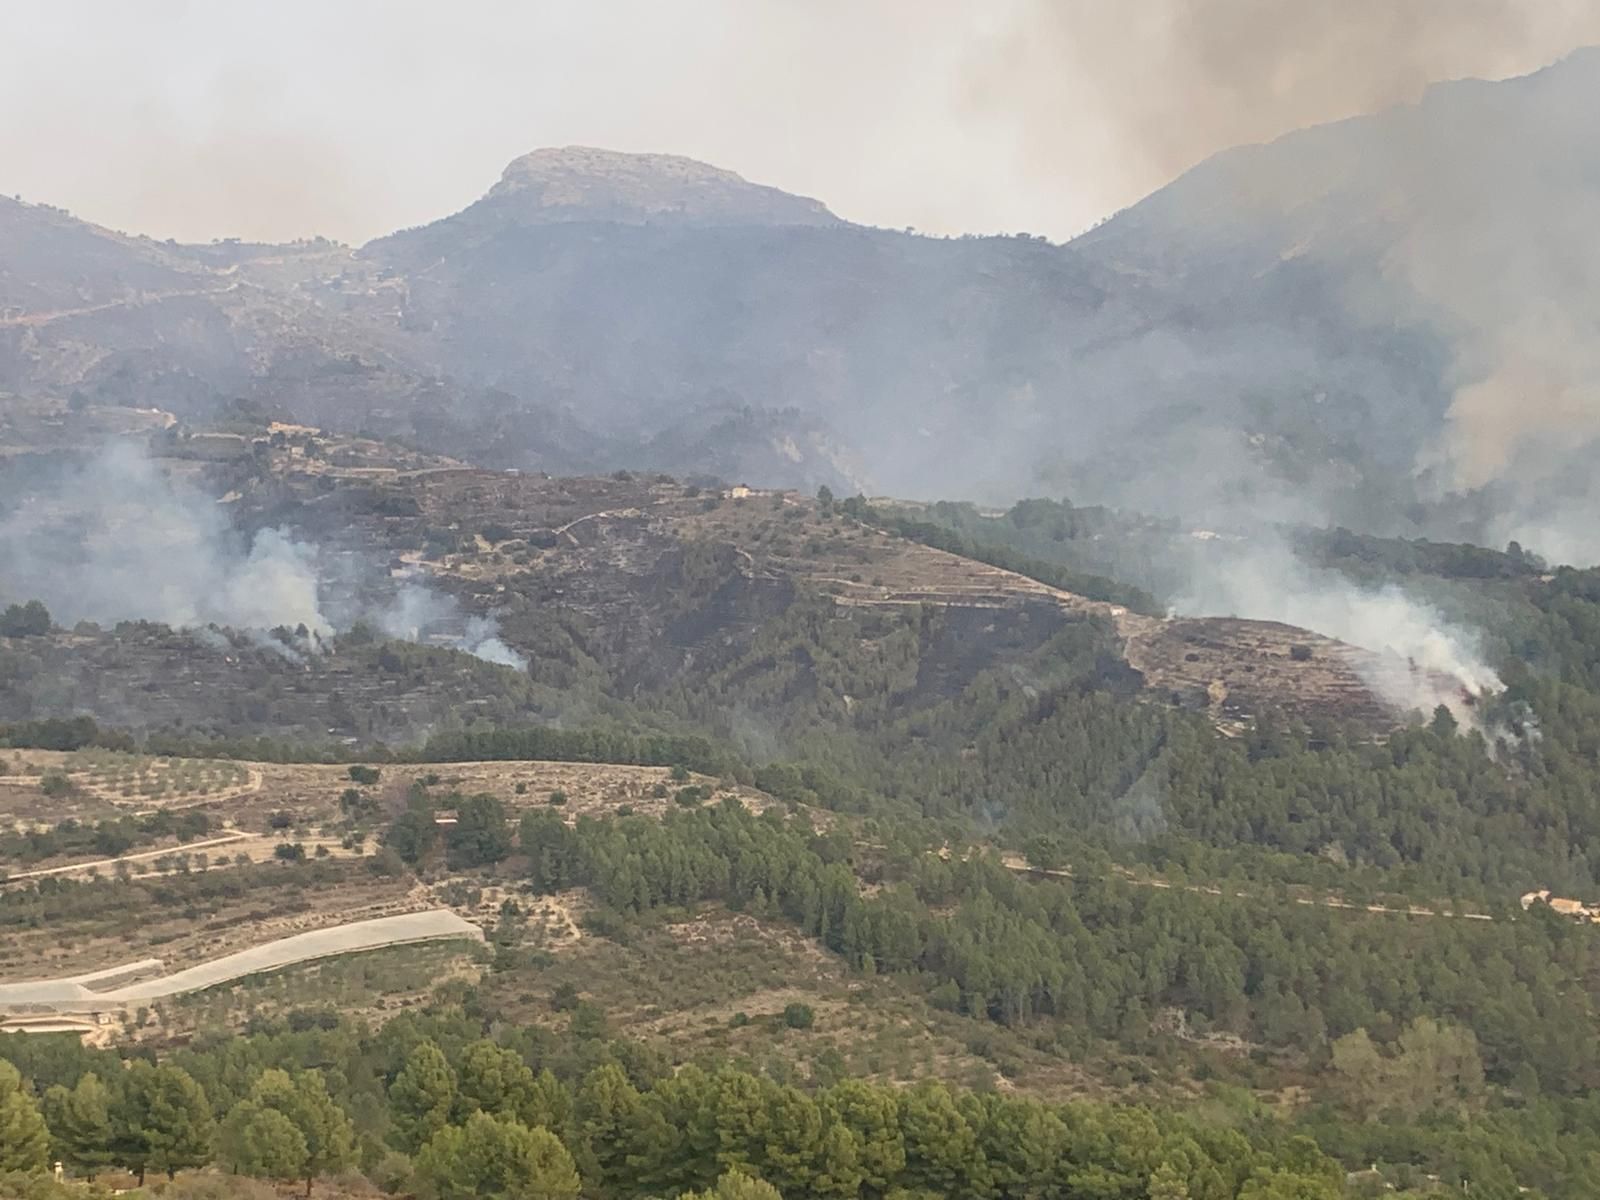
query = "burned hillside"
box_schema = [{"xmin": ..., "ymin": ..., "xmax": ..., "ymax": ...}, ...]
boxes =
[{"xmin": 0, "ymin": 449, "xmax": 1439, "ymax": 744}]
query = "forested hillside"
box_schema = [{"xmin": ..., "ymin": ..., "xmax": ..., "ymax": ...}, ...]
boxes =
[
  {"xmin": 11, "ymin": 489, "xmax": 1600, "ymax": 1194},
  {"xmin": 9, "ymin": 45, "xmax": 1600, "ymax": 1196}
]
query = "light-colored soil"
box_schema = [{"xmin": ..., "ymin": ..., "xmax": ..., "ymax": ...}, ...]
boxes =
[
  {"xmin": 0, "ymin": 909, "xmax": 483, "ymax": 1014},
  {"xmin": 0, "ymin": 864, "xmax": 430, "ymax": 983}
]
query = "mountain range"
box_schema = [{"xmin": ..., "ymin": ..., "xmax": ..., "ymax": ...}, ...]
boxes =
[{"xmin": 4, "ymin": 49, "xmax": 1599, "ymax": 557}]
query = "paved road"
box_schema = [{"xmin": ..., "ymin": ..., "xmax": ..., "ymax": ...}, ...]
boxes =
[{"xmin": 0, "ymin": 910, "xmax": 483, "ymax": 1014}]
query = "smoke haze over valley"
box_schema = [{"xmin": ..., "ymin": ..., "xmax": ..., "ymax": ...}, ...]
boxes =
[
  {"xmin": 5, "ymin": 11, "xmax": 1600, "ymax": 707},
  {"xmin": 18, "ymin": 16, "xmax": 1600, "ymax": 1196}
]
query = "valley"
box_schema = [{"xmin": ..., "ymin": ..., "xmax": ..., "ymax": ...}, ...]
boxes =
[{"xmin": 6, "ymin": 33, "xmax": 1600, "ymax": 1200}]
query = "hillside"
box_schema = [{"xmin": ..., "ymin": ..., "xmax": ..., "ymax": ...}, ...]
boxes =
[
  {"xmin": 0, "ymin": 445, "xmax": 1447, "ymax": 748},
  {"xmin": 12, "ymin": 49, "xmax": 1600, "ymax": 1200},
  {"xmin": 5, "ymin": 52, "xmax": 1599, "ymax": 548},
  {"xmin": 12, "ymin": 441, "xmax": 1600, "ymax": 1195}
]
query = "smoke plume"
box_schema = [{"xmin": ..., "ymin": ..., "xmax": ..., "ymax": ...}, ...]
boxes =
[
  {"xmin": 960, "ymin": 4, "xmax": 1600, "ymax": 571},
  {"xmin": 376, "ymin": 583, "xmax": 528, "ymax": 671},
  {"xmin": 0, "ymin": 443, "xmax": 527, "ymax": 670},
  {"xmin": 1173, "ymin": 533, "xmax": 1501, "ymax": 719},
  {"xmin": 0, "ymin": 443, "xmax": 329, "ymax": 633},
  {"xmin": 968, "ymin": 1, "xmax": 1600, "ymax": 233}
]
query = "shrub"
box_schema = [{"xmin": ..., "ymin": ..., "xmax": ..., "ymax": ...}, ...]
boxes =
[
  {"xmin": 551, "ymin": 981, "xmax": 582, "ymax": 1012},
  {"xmin": 348, "ymin": 764, "xmax": 382, "ymax": 785},
  {"xmin": 929, "ymin": 980, "xmax": 962, "ymax": 1012},
  {"xmin": 0, "ymin": 599, "xmax": 51, "ymax": 637},
  {"xmin": 782, "ymin": 1002, "xmax": 815, "ymax": 1030},
  {"xmin": 368, "ymin": 847, "xmax": 406, "ymax": 877}
]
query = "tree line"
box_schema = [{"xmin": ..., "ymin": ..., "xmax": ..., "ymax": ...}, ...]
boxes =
[{"xmin": 0, "ymin": 1012, "xmax": 1352, "ymax": 1199}]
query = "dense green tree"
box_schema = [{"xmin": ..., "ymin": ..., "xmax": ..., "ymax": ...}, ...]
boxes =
[
  {"xmin": 448, "ymin": 793, "xmax": 513, "ymax": 868},
  {"xmin": 681, "ymin": 1168, "xmax": 785, "ymax": 1200},
  {"xmin": 250, "ymin": 1068, "xmax": 357, "ymax": 1195},
  {"xmin": 41, "ymin": 1071, "xmax": 114, "ymax": 1178},
  {"xmin": 823, "ymin": 1079, "xmax": 904, "ymax": 1199},
  {"xmin": 388, "ymin": 1040, "xmax": 457, "ymax": 1154},
  {"xmin": 0, "ymin": 600, "xmax": 51, "ymax": 638},
  {"xmin": 456, "ymin": 1040, "xmax": 540, "ymax": 1125},
  {"xmin": 111, "ymin": 1061, "xmax": 214, "ymax": 1183},
  {"xmin": 897, "ymin": 1082, "xmax": 989, "ymax": 1200},
  {"xmin": 0, "ymin": 1061, "xmax": 49, "ymax": 1175},
  {"xmin": 383, "ymin": 789, "xmax": 440, "ymax": 866},
  {"xmin": 413, "ymin": 1111, "xmax": 581, "ymax": 1200},
  {"xmin": 761, "ymin": 1084, "xmax": 825, "ymax": 1197},
  {"xmin": 965, "ymin": 1092, "xmax": 1066, "ymax": 1199},
  {"xmin": 217, "ymin": 1100, "xmax": 309, "ymax": 1185},
  {"xmin": 1149, "ymin": 1162, "xmax": 1191, "ymax": 1200},
  {"xmin": 574, "ymin": 1063, "xmax": 642, "ymax": 1192},
  {"xmin": 1236, "ymin": 1168, "xmax": 1344, "ymax": 1199}
]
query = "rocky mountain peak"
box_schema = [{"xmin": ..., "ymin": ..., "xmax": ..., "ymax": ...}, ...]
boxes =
[{"xmin": 481, "ymin": 145, "xmax": 840, "ymax": 227}]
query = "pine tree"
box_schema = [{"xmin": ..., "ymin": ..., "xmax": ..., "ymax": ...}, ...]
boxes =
[
  {"xmin": 897, "ymin": 1082, "xmax": 989, "ymax": 1200},
  {"xmin": 813, "ymin": 1121, "xmax": 865, "ymax": 1200},
  {"xmin": 681, "ymin": 1168, "xmax": 784, "ymax": 1200},
  {"xmin": 388, "ymin": 1040, "xmax": 456, "ymax": 1153},
  {"xmin": 112, "ymin": 1061, "xmax": 214, "ymax": 1183},
  {"xmin": 0, "ymin": 1061, "xmax": 50, "ymax": 1175},
  {"xmin": 1149, "ymin": 1162, "xmax": 1192, "ymax": 1200},
  {"xmin": 761, "ymin": 1085, "xmax": 824, "ymax": 1197},
  {"xmin": 574, "ymin": 1063, "xmax": 641, "ymax": 1192},
  {"xmin": 217, "ymin": 1100, "xmax": 309, "ymax": 1185},
  {"xmin": 414, "ymin": 1111, "xmax": 581, "ymax": 1200},
  {"xmin": 821, "ymin": 1079, "xmax": 904, "ymax": 1199},
  {"xmin": 250, "ymin": 1068, "xmax": 357, "ymax": 1196},
  {"xmin": 456, "ymin": 1040, "xmax": 539, "ymax": 1124},
  {"xmin": 527, "ymin": 1068, "xmax": 573, "ymax": 1133},
  {"xmin": 42, "ymin": 1072, "xmax": 114, "ymax": 1178}
]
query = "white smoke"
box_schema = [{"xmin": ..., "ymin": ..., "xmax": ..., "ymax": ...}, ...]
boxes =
[
  {"xmin": 0, "ymin": 443, "xmax": 528, "ymax": 671},
  {"xmin": 375, "ymin": 582, "xmax": 454, "ymax": 643},
  {"xmin": 0, "ymin": 443, "xmax": 330, "ymax": 633},
  {"xmin": 377, "ymin": 583, "xmax": 528, "ymax": 671},
  {"xmin": 1175, "ymin": 534, "xmax": 1501, "ymax": 720},
  {"xmin": 462, "ymin": 615, "xmax": 527, "ymax": 670}
]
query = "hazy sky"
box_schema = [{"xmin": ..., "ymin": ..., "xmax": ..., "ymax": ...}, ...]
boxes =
[{"xmin": 4, "ymin": 1, "xmax": 1599, "ymax": 244}]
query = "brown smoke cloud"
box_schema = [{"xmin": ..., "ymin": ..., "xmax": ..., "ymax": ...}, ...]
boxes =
[
  {"xmin": 965, "ymin": 0, "xmax": 1600, "ymax": 224},
  {"xmin": 6, "ymin": 2, "xmax": 1600, "ymax": 245},
  {"xmin": 961, "ymin": 2, "xmax": 1600, "ymax": 562}
]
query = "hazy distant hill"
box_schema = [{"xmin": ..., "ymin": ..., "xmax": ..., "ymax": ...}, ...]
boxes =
[
  {"xmin": 4, "ymin": 50, "xmax": 1600, "ymax": 549},
  {"xmin": 0, "ymin": 196, "xmax": 199, "ymax": 312}
]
